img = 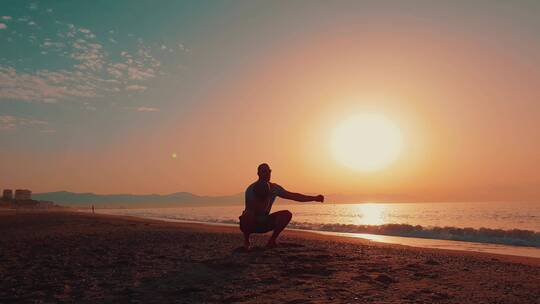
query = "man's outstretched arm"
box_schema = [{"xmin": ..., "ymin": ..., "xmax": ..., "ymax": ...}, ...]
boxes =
[{"xmin": 279, "ymin": 190, "xmax": 324, "ymax": 203}]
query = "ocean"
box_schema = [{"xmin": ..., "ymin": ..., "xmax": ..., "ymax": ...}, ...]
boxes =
[{"xmin": 95, "ymin": 201, "xmax": 540, "ymax": 258}]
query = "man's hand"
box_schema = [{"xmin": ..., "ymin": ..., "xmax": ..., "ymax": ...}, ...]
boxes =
[{"xmin": 315, "ymin": 194, "xmax": 324, "ymax": 203}]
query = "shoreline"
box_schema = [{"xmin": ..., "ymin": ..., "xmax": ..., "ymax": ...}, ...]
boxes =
[
  {"xmin": 90, "ymin": 209, "xmax": 540, "ymax": 260},
  {"xmin": 84, "ymin": 210, "xmax": 540, "ymax": 266},
  {"xmin": 1, "ymin": 211, "xmax": 539, "ymax": 303}
]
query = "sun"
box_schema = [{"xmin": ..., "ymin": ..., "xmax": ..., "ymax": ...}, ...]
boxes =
[{"xmin": 331, "ymin": 113, "xmax": 402, "ymax": 171}]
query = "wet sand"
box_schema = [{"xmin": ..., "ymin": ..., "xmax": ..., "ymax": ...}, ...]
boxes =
[{"xmin": 1, "ymin": 211, "xmax": 539, "ymax": 303}]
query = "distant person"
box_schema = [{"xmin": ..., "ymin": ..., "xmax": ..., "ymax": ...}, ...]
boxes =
[
  {"xmin": 239, "ymin": 163, "xmax": 324, "ymax": 249},
  {"xmin": 92, "ymin": 205, "xmax": 95, "ymax": 214}
]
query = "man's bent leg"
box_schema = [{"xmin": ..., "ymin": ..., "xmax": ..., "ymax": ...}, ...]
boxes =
[
  {"xmin": 239, "ymin": 213, "xmax": 256, "ymax": 249},
  {"xmin": 267, "ymin": 210, "xmax": 292, "ymax": 247},
  {"xmin": 243, "ymin": 231, "xmax": 251, "ymax": 249}
]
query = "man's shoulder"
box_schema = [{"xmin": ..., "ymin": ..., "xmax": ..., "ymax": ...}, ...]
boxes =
[
  {"xmin": 246, "ymin": 181, "xmax": 265, "ymax": 196},
  {"xmin": 245, "ymin": 182, "xmax": 256, "ymax": 192},
  {"xmin": 269, "ymin": 182, "xmax": 281, "ymax": 188},
  {"xmin": 269, "ymin": 182, "xmax": 286, "ymax": 194},
  {"xmin": 246, "ymin": 182, "xmax": 286, "ymax": 195}
]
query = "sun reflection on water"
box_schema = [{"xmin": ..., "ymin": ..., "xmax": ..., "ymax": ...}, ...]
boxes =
[{"xmin": 356, "ymin": 203, "xmax": 387, "ymax": 225}]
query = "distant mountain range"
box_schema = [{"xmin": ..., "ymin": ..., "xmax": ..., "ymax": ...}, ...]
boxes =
[
  {"xmin": 33, "ymin": 191, "xmax": 419, "ymax": 208},
  {"xmin": 33, "ymin": 191, "xmax": 244, "ymax": 208}
]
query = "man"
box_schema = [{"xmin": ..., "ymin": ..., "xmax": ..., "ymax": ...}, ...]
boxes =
[{"xmin": 239, "ymin": 163, "xmax": 324, "ymax": 249}]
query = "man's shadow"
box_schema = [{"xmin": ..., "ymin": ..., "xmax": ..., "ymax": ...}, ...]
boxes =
[{"xmin": 232, "ymin": 242, "xmax": 306, "ymax": 254}]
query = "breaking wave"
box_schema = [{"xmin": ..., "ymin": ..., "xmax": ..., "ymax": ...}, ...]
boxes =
[
  {"xmin": 100, "ymin": 211, "xmax": 540, "ymax": 249},
  {"xmin": 212, "ymin": 219, "xmax": 540, "ymax": 248},
  {"xmin": 287, "ymin": 222, "xmax": 540, "ymax": 248}
]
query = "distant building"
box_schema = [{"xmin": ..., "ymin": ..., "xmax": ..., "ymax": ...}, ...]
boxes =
[
  {"xmin": 2, "ymin": 189, "xmax": 13, "ymax": 200},
  {"xmin": 14, "ymin": 189, "xmax": 32, "ymax": 200},
  {"xmin": 38, "ymin": 201, "xmax": 54, "ymax": 208}
]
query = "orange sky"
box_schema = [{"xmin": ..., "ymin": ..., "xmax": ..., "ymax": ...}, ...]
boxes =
[{"xmin": 1, "ymin": 2, "xmax": 540, "ymax": 202}]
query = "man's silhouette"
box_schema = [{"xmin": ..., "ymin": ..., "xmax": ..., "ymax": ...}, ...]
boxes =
[{"xmin": 239, "ymin": 163, "xmax": 324, "ymax": 249}]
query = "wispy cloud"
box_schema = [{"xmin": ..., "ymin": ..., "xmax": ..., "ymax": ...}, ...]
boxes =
[
  {"xmin": 0, "ymin": 115, "xmax": 49, "ymax": 131},
  {"xmin": 0, "ymin": 13, "xmax": 186, "ymax": 104},
  {"xmin": 1, "ymin": 16, "xmax": 12, "ymax": 20},
  {"xmin": 0, "ymin": 115, "xmax": 16, "ymax": 130},
  {"xmin": 135, "ymin": 106, "xmax": 160, "ymax": 112},
  {"xmin": 125, "ymin": 84, "xmax": 147, "ymax": 92},
  {"xmin": 177, "ymin": 43, "xmax": 189, "ymax": 52},
  {"xmin": 0, "ymin": 66, "xmax": 104, "ymax": 102}
]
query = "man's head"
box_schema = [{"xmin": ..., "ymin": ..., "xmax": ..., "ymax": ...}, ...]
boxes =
[{"xmin": 257, "ymin": 163, "xmax": 271, "ymax": 182}]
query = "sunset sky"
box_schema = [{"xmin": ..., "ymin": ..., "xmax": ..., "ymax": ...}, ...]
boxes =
[{"xmin": 1, "ymin": 1, "xmax": 540, "ymax": 202}]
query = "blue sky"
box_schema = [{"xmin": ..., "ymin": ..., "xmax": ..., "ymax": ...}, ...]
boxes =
[
  {"xmin": 1, "ymin": 1, "xmax": 207, "ymax": 149},
  {"xmin": 1, "ymin": 1, "xmax": 337, "ymax": 153},
  {"xmin": 0, "ymin": 0, "xmax": 316, "ymax": 151}
]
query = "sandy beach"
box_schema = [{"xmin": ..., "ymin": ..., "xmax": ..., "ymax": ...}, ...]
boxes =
[{"xmin": 1, "ymin": 211, "xmax": 539, "ymax": 303}]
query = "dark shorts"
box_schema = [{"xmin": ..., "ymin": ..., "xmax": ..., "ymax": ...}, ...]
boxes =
[
  {"xmin": 253, "ymin": 214, "xmax": 276, "ymax": 233},
  {"xmin": 239, "ymin": 213, "xmax": 276, "ymax": 234}
]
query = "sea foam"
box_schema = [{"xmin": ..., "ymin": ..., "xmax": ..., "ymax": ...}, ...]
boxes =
[{"xmin": 215, "ymin": 219, "xmax": 540, "ymax": 248}]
